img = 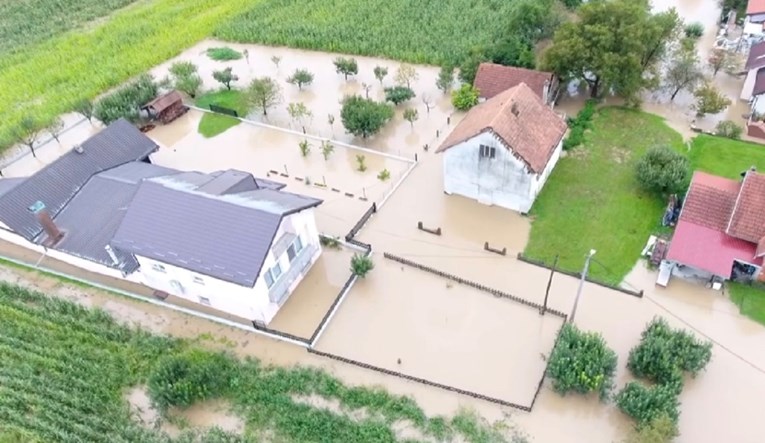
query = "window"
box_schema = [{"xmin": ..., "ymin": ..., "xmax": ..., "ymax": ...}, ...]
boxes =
[
  {"xmin": 198, "ymin": 296, "xmax": 211, "ymax": 306},
  {"xmin": 287, "ymin": 236, "xmax": 304, "ymax": 262},
  {"xmin": 264, "ymin": 270, "xmax": 275, "ymax": 288},
  {"xmin": 295, "ymin": 236, "xmax": 303, "ymax": 252},
  {"xmin": 151, "ymin": 263, "xmax": 166, "ymax": 273},
  {"xmin": 479, "ymin": 144, "xmax": 496, "ymax": 159},
  {"xmin": 272, "ymin": 262, "xmax": 282, "ymax": 278},
  {"xmin": 193, "ymin": 276, "xmax": 205, "ymax": 285}
]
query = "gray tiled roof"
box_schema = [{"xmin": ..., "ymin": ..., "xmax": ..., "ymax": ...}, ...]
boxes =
[
  {"xmin": 199, "ymin": 170, "xmax": 260, "ymax": 195},
  {"xmin": 47, "ymin": 163, "xmax": 177, "ymax": 273},
  {"xmin": 111, "ymin": 175, "xmax": 322, "ymax": 287},
  {"xmin": 0, "ymin": 119, "xmax": 158, "ymax": 240},
  {"xmin": 0, "ymin": 178, "xmax": 25, "ymax": 198}
]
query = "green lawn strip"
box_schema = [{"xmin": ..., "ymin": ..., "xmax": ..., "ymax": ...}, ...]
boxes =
[
  {"xmin": 195, "ymin": 89, "xmax": 249, "ymax": 137},
  {"xmin": 688, "ymin": 134, "xmax": 765, "ymax": 178},
  {"xmin": 0, "ymin": 280, "xmax": 509, "ymax": 442},
  {"xmin": 0, "ymin": 0, "xmax": 255, "ymax": 151},
  {"xmin": 214, "ymin": 0, "xmax": 518, "ymax": 66},
  {"xmin": 727, "ymin": 282, "xmax": 765, "ymax": 326},
  {"xmin": 525, "ymin": 107, "xmax": 683, "ymax": 284}
]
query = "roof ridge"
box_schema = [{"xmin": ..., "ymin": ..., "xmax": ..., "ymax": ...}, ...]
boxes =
[{"xmin": 726, "ymin": 170, "xmax": 749, "ymax": 235}]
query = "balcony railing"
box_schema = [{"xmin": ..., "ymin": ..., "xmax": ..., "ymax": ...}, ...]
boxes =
[{"xmin": 268, "ymin": 242, "xmax": 317, "ymax": 306}]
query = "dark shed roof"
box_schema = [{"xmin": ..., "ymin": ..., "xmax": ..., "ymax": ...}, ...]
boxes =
[
  {"xmin": 142, "ymin": 90, "xmax": 184, "ymax": 114},
  {"xmin": 0, "ymin": 119, "xmax": 158, "ymax": 240},
  {"xmin": 111, "ymin": 175, "xmax": 322, "ymax": 287}
]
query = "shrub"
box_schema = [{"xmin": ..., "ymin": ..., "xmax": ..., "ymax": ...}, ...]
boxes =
[
  {"xmin": 356, "ymin": 154, "xmax": 367, "ymax": 172},
  {"xmin": 384, "ymin": 86, "xmax": 416, "ymax": 105},
  {"xmin": 287, "ymin": 68, "xmax": 314, "ymax": 90},
  {"xmin": 693, "ymin": 82, "xmax": 731, "ymax": 116},
  {"xmin": 684, "ymin": 22, "xmax": 705, "ymax": 39},
  {"xmin": 298, "ymin": 139, "xmax": 311, "ymax": 157},
  {"xmin": 627, "ymin": 317, "xmax": 713, "ymax": 388},
  {"xmin": 451, "ymin": 84, "xmax": 480, "ymax": 111},
  {"xmin": 169, "ymin": 61, "xmax": 202, "ymax": 98},
  {"xmin": 378, "ymin": 169, "xmax": 391, "ymax": 181},
  {"xmin": 319, "ymin": 235, "xmax": 341, "ymax": 249},
  {"xmin": 320, "ymin": 140, "xmax": 335, "ymax": 160},
  {"xmin": 635, "ymin": 146, "xmax": 690, "ymax": 196},
  {"xmin": 562, "ymin": 100, "xmax": 596, "ymax": 150},
  {"xmin": 615, "ymin": 382, "xmax": 680, "ymax": 425},
  {"xmin": 715, "ymin": 120, "xmax": 743, "ymax": 140},
  {"xmin": 94, "ymin": 73, "xmax": 158, "ymax": 124},
  {"xmin": 623, "ymin": 414, "xmax": 679, "ymax": 443},
  {"xmin": 147, "ymin": 349, "xmax": 238, "ymax": 412},
  {"xmin": 350, "ymin": 254, "xmax": 374, "ymax": 277},
  {"xmin": 340, "ymin": 96, "xmax": 394, "ymax": 138},
  {"xmin": 206, "ymin": 47, "xmax": 243, "ymax": 61},
  {"xmin": 546, "ymin": 323, "xmax": 618, "ymax": 400}
]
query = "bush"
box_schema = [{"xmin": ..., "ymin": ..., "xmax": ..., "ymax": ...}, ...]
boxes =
[
  {"xmin": 384, "ymin": 86, "xmax": 416, "ymax": 105},
  {"xmin": 684, "ymin": 22, "xmax": 705, "ymax": 39},
  {"xmin": 206, "ymin": 47, "xmax": 243, "ymax": 61},
  {"xmin": 715, "ymin": 120, "xmax": 743, "ymax": 140},
  {"xmin": 451, "ymin": 84, "xmax": 480, "ymax": 111},
  {"xmin": 94, "ymin": 73, "xmax": 158, "ymax": 124},
  {"xmin": 546, "ymin": 323, "xmax": 618, "ymax": 400},
  {"xmin": 350, "ymin": 254, "xmax": 374, "ymax": 277},
  {"xmin": 635, "ymin": 146, "xmax": 690, "ymax": 196},
  {"xmin": 623, "ymin": 414, "xmax": 679, "ymax": 443},
  {"xmin": 562, "ymin": 100, "xmax": 596, "ymax": 150},
  {"xmin": 340, "ymin": 96, "xmax": 394, "ymax": 138},
  {"xmin": 627, "ymin": 317, "xmax": 713, "ymax": 389},
  {"xmin": 615, "ymin": 382, "xmax": 680, "ymax": 425},
  {"xmin": 147, "ymin": 349, "xmax": 238, "ymax": 412}
]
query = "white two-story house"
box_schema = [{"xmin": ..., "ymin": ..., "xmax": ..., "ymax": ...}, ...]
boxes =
[{"xmin": 436, "ymin": 82, "xmax": 568, "ymax": 214}]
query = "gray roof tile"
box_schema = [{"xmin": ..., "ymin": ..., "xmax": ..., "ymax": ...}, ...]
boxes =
[
  {"xmin": 0, "ymin": 178, "xmax": 25, "ymax": 198},
  {"xmin": 0, "ymin": 119, "xmax": 158, "ymax": 240}
]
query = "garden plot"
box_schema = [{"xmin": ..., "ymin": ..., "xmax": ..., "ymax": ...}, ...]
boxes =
[
  {"xmin": 148, "ymin": 110, "xmax": 413, "ymax": 237},
  {"xmin": 314, "ymin": 257, "xmax": 563, "ymax": 404}
]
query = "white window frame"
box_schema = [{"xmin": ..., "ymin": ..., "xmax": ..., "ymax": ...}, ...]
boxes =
[
  {"xmin": 264, "ymin": 269, "xmax": 275, "ymax": 288},
  {"xmin": 295, "ymin": 236, "xmax": 304, "ymax": 253},
  {"xmin": 272, "ymin": 262, "xmax": 283, "ymax": 278}
]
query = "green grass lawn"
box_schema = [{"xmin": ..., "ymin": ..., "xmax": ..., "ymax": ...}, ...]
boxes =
[
  {"xmin": 195, "ymin": 89, "xmax": 250, "ymax": 138},
  {"xmin": 525, "ymin": 108, "xmax": 683, "ymax": 285},
  {"xmin": 0, "ymin": 280, "xmax": 511, "ymax": 442},
  {"xmin": 728, "ymin": 282, "xmax": 765, "ymax": 326},
  {"xmin": 688, "ymin": 134, "xmax": 765, "ymax": 179}
]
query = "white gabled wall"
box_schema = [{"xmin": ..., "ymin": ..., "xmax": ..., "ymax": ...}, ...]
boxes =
[
  {"xmin": 134, "ymin": 208, "xmax": 321, "ymax": 324},
  {"xmin": 442, "ymin": 132, "xmax": 562, "ymax": 213},
  {"xmin": 742, "ymin": 69, "xmax": 759, "ymax": 101}
]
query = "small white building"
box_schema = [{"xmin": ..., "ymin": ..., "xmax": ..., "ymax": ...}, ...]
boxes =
[
  {"xmin": 744, "ymin": 0, "xmax": 765, "ymax": 37},
  {"xmin": 436, "ymin": 83, "xmax": 568, "ymax": 214}
]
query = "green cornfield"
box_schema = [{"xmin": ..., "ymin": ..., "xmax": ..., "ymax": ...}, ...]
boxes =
[
  {"xmin": 0, "ymin": 0, "xmax": 138, "ymax": 58},
  {"xmin": 214, "ymin": 0, "xmax": 520, "ymax": 66},
  {"xmin": 0, "ymin": 0, "xmax": 255, "ymax": 151},
  {"xmin": 0, "ymin": 281, "xmax": 513, "ymax": 442}
]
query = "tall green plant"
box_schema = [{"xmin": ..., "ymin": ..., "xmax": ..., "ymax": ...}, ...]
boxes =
[{"xmin": 93, "ymin": 74, "xmax": 158, "ymax": 124}]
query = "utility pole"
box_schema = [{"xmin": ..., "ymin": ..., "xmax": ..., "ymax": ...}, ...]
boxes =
[
  {"xmin": 540, "ymin": 255, "xmax": 558, "ymax": 315},
  {"xmin": 569, "ymin": 249, "xmax": 596, "ymax": 324}
]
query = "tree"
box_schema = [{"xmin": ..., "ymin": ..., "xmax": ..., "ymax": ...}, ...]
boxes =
[
  {"xmin": 340, "ymin": 96, "xmax": 394, "ymax": 138},
  {"xmin": 451, "ymin": 84, "xmax": 480, "ymax": 111},
  {"xmin": 350, "ymin": 254, "xmax": 374, "ymax": 277},
  {"xmin": 715, "ymin": 120, "xmax": 743, "ymax": 139},
  {"xmin": 271, "ymin": 56, "xmax": 282, "ymax": 70},
  {"xmin": 615, "ymin": 382, "xmax": 680, "ymax": 426},
  {"xmin": 212, "ymin": 67, "xmax": 238, "ymax": 91},
  {"xmin": 623, "ymin": 414, "xmax": 679, "ymax": 443},
  {"xmin": 14, "ymin": 116, "xmax": 41, "ymax": 157},
  {"xmin": 394, "ymin": 64, "xmax": 419, "ymax": 88},
  {"xmin": 47, "ymin": 117, "xmax": 65, "ymax": 143},
  {"xmin": 436, "ymin": 65, "xmax": 454, "ymax": 93},
  {"xmin": 373, "ymin": 66, "xmax": 388, "ymax": 85},
  {"xmin": 422, "ymin": 94, "xmax": 434, "ymax": 114},
  {"xmin": 333, "ymin": 57, "xmax": 358, "ymax": 80},
  {"xmin": 384, "ymin": 86, "xmax": 415, "ymax": 105},
  {"xmin": 664, "ymin": 46, "xmax": 703, "ymax": 101},
  {"xmin": 320, "ymin": 140, "xmax": 334, "ymax": 160},
  {"xmin": 542, "ymin": 0, "xmax": 679, "ymax": 99},
  {"xmin": 684, "ymin": 22, "xmax": 704, "ymax": 39},
  {"xmin": 169, "ymin": 61, "xmax": 202, "ymax": 98},
  {"xmin": 287, "ymin": 102, "xmax": 312, "ymax": 132},
  {"xmin": 693, "ymin": 82, "xmax": 731, "ymax": 116},
  {"xmin": 247, "ymin": 77, "xmax": 282, "ymax": 116},
  {"xmin": 287, "ymin": 68, "xmax": 314, "ymax": 90},
  {"xmin": 546, "ymin": 323, "xmax": 618, "ymax": 400},
  {"xmin": 298, "ymin": 139, "xmax": 311, "ymax": 157},
  {"xmin": 73, "ymin": 99, "xmax": 94, "ymax": 123},
  {"xmin": 356, "ymin": 154, "xmax": 367, "ymax": 172},
  {"xmin": 327, "ymin": 114, "xmax": 336, "ymax": 134},
  {"xmin": 487, "ymin": 36, "xmax": 535, "ymax": 69},
  {"xmin": 362, "ymin": 83, "xmax": 372, "ymax": 99},
  {"xmin": 403, "ymin": 108, "xmax": 419, "ymax": 128},
  {"xmin": 636, "ymin": 146, "xmax": 690, "ymax": 196},
  {"xmin": 707, "ymin": 48, "xmax": 727, "ymax": 76}
]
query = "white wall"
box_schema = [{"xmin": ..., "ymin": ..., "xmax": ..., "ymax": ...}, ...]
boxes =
[
  {"xmin": 742, "ymin": 69, "xmax": 758, "ymax": 100},
  {"xmin": 753, "ymin": 94, "xmax": 765, "ymax": 116},
  {"xmin": 442, "ymin": 132, "xmax": 561, "ymax": 213},
  {"xmin": 134, "ymin": 208, "xmax": 321, "ymax": 324}
]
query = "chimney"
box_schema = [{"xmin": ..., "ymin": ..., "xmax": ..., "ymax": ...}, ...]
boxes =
[
  {"xmin": 74, "ymin": 144, "xmax": 84, "ymax": 154},
  {"xmin": 28, "ymin": 201, "xmax": 64, "ymax": 247}
]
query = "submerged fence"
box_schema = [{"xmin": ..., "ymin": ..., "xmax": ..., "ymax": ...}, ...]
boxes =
[{"xmin": 208, "ymin": 104, "xmax": 238, "ymax": 117}]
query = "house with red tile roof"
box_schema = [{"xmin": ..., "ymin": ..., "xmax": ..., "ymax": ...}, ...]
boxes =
[
  {"xmin": 473, "ymin": 63, "xmax": 558, "ymax": 106},
  {"xmin": 744, "ymin": 0, "xmax": 765, "ymax": 36},
  {"xmin": 435, "ymin": 83, "xmax": 567, "ymax": 213},
  {"xmin": 665, "ymin": 169, "xmax": 765, "ymax": 283}
]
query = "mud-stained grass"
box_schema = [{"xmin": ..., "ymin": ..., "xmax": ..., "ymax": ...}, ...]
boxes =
[
  {"xmin": 195, "ymin": 89, "xmax": 250, "ymax": 137},
  {"xmin": 0, "ymin": 281, "xmax": 517, "ymax": 443},
  {"xmin": 525, "ymin": 108, "xmax": 683, "ymax": 285},
  {"xmin": 688, "ymin": 134, "xmax": 765, "ymax": 179},
  {"xmin": 728, "ymin": 283, "xmax": 765, "ymax": 326}
]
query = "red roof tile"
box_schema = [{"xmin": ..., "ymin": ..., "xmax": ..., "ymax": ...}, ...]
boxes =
[
  {"xmin": 435, "ymin": 83, "xmax": 567, "ymax": 173},
  {"xmin": 679, "ymin": 172, "xmax": 740, "ymax": 231},
  {"xmin": 473, "ymin": 63, "xmax": 554, "ymax": 101},
  {"xmin": 748, "ymin": 0, "xmax": 765, "ymax": 15},
  {"xmin": 727, "ymin": 170, "xmax": 765, "ymax": 242}
]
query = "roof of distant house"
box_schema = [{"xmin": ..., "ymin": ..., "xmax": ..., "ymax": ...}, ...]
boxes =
[
  {"xmin": 0, "ymin": 119, "xmax": 158, "ymax": 240},
  {"xmin": 746, "ymin": 42, "xmax": 765, "ymax": 70},
  {"xmin": 141, "ymin": 90, "xmax": 184, "ymax": 113},
  {"xmin": 435, "ymin": 83, "xmax": 568, "ymax": 173},
  {"xmin": 727, "ymin": 169, "xmax": 765, "ymax": 243},
  {"xmin": 748, "ymin": 0, "xmax": 765, "ymax": 15},
  {"xmin": 473, "ymin": 63, "xmax": 554, "ymax": 101},
  {"xmin": 111, "ymin": 173, "xmax": 321, "ymax": 287}
]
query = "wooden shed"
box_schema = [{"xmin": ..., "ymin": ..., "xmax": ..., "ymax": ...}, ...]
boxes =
[{"xmin": 141, "ymin": 90, "xmax": 188, "ymax": 124}]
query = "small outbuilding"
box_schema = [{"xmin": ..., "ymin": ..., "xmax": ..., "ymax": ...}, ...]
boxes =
[
  {"xmin": 141, "ymin": 90, "xmax": 188, "ymax": 124},
  {"xmin": 473, "ymin": 62, "xmax": 558, "ymax": 106},
  {"xmin": 436, "ymin": 82, "xmax": 568, "ymax": 214}
]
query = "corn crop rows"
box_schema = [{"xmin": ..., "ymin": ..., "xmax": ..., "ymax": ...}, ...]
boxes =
[{"xmin": 215, "ymin": 0, "xmax": 518, "ymax": 66}]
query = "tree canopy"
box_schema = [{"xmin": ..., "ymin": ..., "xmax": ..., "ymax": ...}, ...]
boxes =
[
  {"xmin": 542, "ymin": 0, "xmax": 679, "ymax": 100},
  {"xmin": 340, "ymin": 96, "xmax": 393, "ymax": 138}
]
